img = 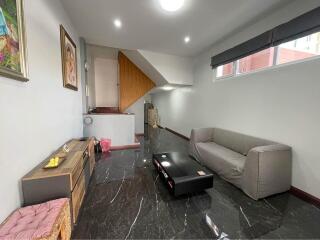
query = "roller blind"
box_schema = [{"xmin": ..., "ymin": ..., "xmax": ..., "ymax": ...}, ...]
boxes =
[
  {"xmin": 210, "ymin": 31, "xmax": 272, "ymax": 69},
  {"xmin": 211, "ymin": 7, "xmax": 320, "ymax": 69},
  {"xmin": 273, "ymin": 7, "xmax": 320, "ymax": 45}
]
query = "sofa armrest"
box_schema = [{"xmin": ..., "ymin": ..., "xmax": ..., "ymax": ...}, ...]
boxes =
[
  {"xmin": 189, "ymin": 128, "xmax": 214, "ymax": 162},
  {"xmin": 190, "ymin": 128, "xmax": 214, "ymax": 143},
  {"xmin": 250, "ymin": 144, "xmax": 291, "ymax": 153},
  {"xmin": 242, "ymin": 144, "xmax": 292, "ymax": 200}
]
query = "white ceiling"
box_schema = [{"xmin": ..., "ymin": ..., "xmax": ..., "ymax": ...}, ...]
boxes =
[{"xmin": 61, "ymin": 0, "xmax": 291, "ymax": 57}]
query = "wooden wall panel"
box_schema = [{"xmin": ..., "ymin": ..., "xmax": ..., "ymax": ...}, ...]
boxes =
[{"xmin": 119, "ymin": 52, "xmax": 156, "ymax": 112}]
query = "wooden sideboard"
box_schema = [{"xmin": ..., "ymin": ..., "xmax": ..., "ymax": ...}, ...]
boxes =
[{"xmin": 21, "ymin": 138, "xmax": 95, "ymax": 224}]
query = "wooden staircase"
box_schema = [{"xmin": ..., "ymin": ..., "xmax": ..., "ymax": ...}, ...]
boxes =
[{"xmin": 118, "ymin": 52, "xmax": 156, "ymax": 112}]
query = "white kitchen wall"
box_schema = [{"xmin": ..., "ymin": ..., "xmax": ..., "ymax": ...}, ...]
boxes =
[
  {"xmin": 152, "ymin": 0, "xmax": 320, "ymax": 199},
  {"xmin": 0, "ymin": 0, "xmax": 83, "ymax": 222}
]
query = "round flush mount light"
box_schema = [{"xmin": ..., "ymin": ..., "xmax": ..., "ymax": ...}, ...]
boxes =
[
  {"xmin": 159, "ymin": 0, "xmax": 185, "ymax": 12},
  {"xmin": 113, "ymin": 19, "xmax": 122, "ymax": 28},
  {"xmin": 184, "ymin": 36, "xmax": 190, "ymax": 43}
]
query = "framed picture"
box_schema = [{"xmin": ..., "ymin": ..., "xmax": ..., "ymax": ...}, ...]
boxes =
[
  {"xmin": 60, "ymin": 25, "xmax": 77, "ymax": 91},
  {"xmin": 0, "ymin": 0, "xmax": 28, "ymax": 82}
]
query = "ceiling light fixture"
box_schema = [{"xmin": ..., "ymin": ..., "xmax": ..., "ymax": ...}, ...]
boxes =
[
  {"xmin": 161, "ymin": 161, "xmax": 171, "ymax": 167},
  {"xmin": 159, "ymin": 0, "xmax": 185, "ymax": 12},
  {"xmin": 162, "ymin": 85, "xmax": 175, "ymax": 91},
  {"xmin": 113, "ymin": 19, "xmax": 122, "ymax": 28},
  {"xmin": 184, "ymin": 36, "xmax": 190, "ymax": 43}
]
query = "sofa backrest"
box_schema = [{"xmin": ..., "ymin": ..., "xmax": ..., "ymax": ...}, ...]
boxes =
[{"xmin": 213, "ymin": 128, "xmax": 275, "ymax": 155}]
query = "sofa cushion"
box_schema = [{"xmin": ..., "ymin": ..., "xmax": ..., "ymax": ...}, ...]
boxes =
[
  {"xmin": 196, "ymin": 142, "xmax": 246, "ymax": 187},
  {"xmin": 213, "ymin": 128, "xmax": 274, "ymax": 155},
  {"xmin": 0, "ymin": 198, "xmax": 69, "ymax": 240}
]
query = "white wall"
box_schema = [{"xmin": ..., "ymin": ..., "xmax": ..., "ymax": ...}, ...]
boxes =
[
  {"xmin": 138, "ymin": 50, "xmax": 194, "ymax": 85},
  {"xmin": 83, "ymin": 114, "xmax": 135, "ymax": 146},
  {"xmin": 94, "ymin": 58, "xmax": 118, "ymax": 107},
  {"xmin": 0, "ymin": 0, "xmax": 83, "ymax": 222},
  {"xmin": 125, "ymin": 95, "xmax": 150, "ymax": 134},
  {"xmin": 79, "ymin": 38, "xmax": 88, "ymax": 113},
  {"xmin": 152, "ymin": 0, "xmax": 320, "ymax": 199},
  {"xmin": 86, "ymin": 45, "xmax": 119, "ymax": 109}
]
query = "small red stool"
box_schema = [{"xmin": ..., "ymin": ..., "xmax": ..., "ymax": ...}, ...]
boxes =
[{"xmin": 0, "ymin": 198, "xmax": 71, "ymax": 240}]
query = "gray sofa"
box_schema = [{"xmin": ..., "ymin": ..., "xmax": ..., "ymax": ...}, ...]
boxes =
[{"xmin": 189, "ymin": 128, "xmax": 292, "ymax": 200}]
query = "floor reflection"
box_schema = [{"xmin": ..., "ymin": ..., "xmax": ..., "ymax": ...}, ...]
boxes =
[{"xmin": 72, "ymin": 125, "xmax": 320, "ymax": 239}]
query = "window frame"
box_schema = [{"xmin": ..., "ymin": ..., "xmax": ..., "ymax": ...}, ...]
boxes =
[{"xmin": 215, "ymin": 32, "xmax": 320, "ymax": 80}]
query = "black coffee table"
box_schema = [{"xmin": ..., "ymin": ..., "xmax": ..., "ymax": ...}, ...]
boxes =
[{"xmin": 153, "ymin": 152, "xmax": 213, "ymax": 196}]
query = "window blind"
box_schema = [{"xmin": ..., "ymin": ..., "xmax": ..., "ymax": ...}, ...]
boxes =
[{"xmin": 211, "ymin": 7, "xmax": 320, "ymax": 69}]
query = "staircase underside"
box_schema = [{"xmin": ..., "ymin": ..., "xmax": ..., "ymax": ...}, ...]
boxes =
[{"xmin": 119, "ymin": 52, "xmax": 156, "ymax": 112}]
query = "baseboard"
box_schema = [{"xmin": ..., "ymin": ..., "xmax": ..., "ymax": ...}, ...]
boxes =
[
  {"xmin": 110, "ymin": 136, "xmax": 141, "ymax": 151},
  {"xmin": 110, "ymin": 143, "xmax": 140, "ymax": 151},
  {"xmin": 165, "ymin": 127, "xmax": 190, "ymax": 141},
  {"xmin": 290, "ymin": 186, "xmax": 320, "ymax": 208},
  {"xmin": 135, "ymin": 133, "xmax": 144, "ymax": 137}
]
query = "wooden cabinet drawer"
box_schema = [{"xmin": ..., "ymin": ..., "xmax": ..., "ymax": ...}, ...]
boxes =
[
  {"xmin": 71, "ymin": 151, "xmax": 88, "ymax": 190},
  {"xmin": 88, "ymin": 139, "xmax": 95, "ymax": 176},
  {"xmin": 72, "ymin": 170, "xmax": 86, "ymax": 223},
  {"xmin": 89, "ymin": 148, "xmax": 95, "ymax": 176}
]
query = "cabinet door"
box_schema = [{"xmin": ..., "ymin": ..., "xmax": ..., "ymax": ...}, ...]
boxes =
[
  {"xmin": 89, "ymin": 139, "xmax": 96, "ymax": 176},
  {"xmin": 22, "ymin": 175, "xmax": 71, "ymax": 206}
]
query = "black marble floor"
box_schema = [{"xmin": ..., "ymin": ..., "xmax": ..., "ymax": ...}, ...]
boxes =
[{"xmin": 72, "ymin": 126, "xmax": 320, "ymax": 239}]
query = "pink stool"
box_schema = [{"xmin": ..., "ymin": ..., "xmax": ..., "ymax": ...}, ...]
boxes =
[
  {"xmin": 0, "ymin": 198, "xmax": 71, "ymax": 240},
  {"xmin": 100, "ymin": 138, "xmax": 111, "ymax": 152}
]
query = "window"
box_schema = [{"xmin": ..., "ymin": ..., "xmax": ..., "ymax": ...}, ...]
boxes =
[
  {"xmin": 216, "ymin": 62, "xmax": 234, "ymax": 78},
  {"xmin": 277, "ymin": 32, "xmax": 320, "ymax": 65},
  {"xmin": 216, "ymin": 32, "xmax": 320, "ymax": 79},
  {"xmin": 238, "ymin": 48, "xmax": 275, "ymax": 74}
]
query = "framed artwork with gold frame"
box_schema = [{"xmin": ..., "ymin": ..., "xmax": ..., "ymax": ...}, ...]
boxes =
[
  {"xmin": 0, "ymin": 0, "xmax": 28, "ymax": 82},
  {"xmin": 60, "ymin": 25, "xmax": 78, "ymax": 91}
]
